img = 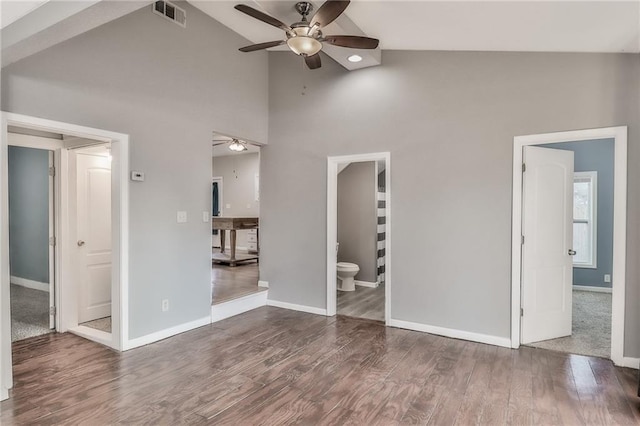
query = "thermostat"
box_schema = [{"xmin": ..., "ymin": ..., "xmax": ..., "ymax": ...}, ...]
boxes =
[{"xmin": 131, "ymin": 171, "xmax": 145, "ymax": 182}]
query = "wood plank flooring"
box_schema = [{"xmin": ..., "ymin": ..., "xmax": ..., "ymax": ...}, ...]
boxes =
[
  {"xmin": 211, "ymin": 261, "xmax": 264, "ymax": 305},
  {"xmin": 2, "ymin": 307, "xmax": 639, "ymax": 425},
  {"xmin": 338, "ymin": 284, "xmax": 385, "ymax": 322}
]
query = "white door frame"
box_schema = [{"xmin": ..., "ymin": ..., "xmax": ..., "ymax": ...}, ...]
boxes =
[
  {"xmin": 327, "ymin": 152, "xmax": 391, "ymax": 323},
  {"xmin": 511, "ymin": 126, "xmax": 627, "ymax": 366},
  {"xmin": 1, "ymin": 112, "xmax": 129, "ymax": 400}
]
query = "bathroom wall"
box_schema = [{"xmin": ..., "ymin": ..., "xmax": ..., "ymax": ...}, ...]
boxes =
[
  {"xmin": 337, "ymin": 162, "xmax": 377, "ymax": 283},
  {"xmin": 541, "ymin": 138, "xmax": 615, "ymax": 289},
  {"xmin": 8, "ymin": 146, "xmax": 49, "ymax": 285},
  {"xmin": 212, "ymin": 152, "xmax": 260, "ymax": 250}
]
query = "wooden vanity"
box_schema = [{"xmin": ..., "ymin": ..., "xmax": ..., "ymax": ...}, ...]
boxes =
[{"xmin": 212, "ymin": 216, "xmax": 259, "ymax": 266}]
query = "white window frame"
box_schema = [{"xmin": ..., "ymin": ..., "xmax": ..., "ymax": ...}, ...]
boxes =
[{"xmin": 573, "ymin": 171, "xmax": 597, "ymax": 269}]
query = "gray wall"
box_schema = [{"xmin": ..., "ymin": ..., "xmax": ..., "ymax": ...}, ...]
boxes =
[
  {"xmin": 8, "ymin": 146, "xmax": 49, "ymax": 284},
  {"xmin": 212, "ymin": 152, "xmax": 260, "ymax": 249},
  {"xmin": 337, "ymin": 162, "xmax": 377, "ymax": 283},
  {"xmin": 542, "ymin": 139, "xmax": 614, "ymax": 289},
  {"xmin": 262, "ymin": 51, "xmax": 640, "ymax": 356},
  {"xmin": 1, "ymin": 2, "xmax": 269, "ymax": 339}
]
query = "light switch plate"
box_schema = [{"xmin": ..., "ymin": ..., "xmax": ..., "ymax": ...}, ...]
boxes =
[
  {"xmin": 177, "ymin": 211, "xmax": 187, "ymax": 223},
  {"xmin": 202, "ymin": 211, "xmax": 210, "ymax": 222}
]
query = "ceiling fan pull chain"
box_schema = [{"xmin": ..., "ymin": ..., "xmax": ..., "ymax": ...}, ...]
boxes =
[{"xmin": 301, "ymin": 56, "xmax": 307, "ymax": 96}]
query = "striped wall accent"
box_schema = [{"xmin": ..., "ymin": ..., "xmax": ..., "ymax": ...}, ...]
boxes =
[{"xmin": 377, "ymin": 174, "xmax": 386, "ymax": 284}]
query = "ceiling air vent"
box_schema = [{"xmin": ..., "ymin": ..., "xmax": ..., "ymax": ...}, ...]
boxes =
[{"xmin": 153, "ymin": 1, "xmax": 186, "ymax": 27}]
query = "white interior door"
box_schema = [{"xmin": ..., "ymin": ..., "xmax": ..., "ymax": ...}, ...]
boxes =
[
  {"xmin": 76, "ymin": 152, "xmax": 112, "ymax": 323},
  {"xmin": 521, "ymin": 146, "xmax": 574, "ymax": 344}
]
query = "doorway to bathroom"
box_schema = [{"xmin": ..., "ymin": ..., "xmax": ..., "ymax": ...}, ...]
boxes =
[{"xmin": 327, "ymin": 152, "xmax": 390, "ymax": 324}]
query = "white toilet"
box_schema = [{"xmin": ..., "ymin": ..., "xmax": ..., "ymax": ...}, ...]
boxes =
[{"xmin": 337, "ymin": 262, "xmax": 360, "ymax": 292}]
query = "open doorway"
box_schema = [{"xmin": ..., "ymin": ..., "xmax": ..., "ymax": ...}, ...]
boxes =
[
  {"xmin": 210, "ymin": 133, "xmax": 266, "ymax": 316},
  {"xmin": 7, "ymin": 133, "xmax": 55, "ymax": 342},
  {"xmin": 327, "ymin": 152, "xmax": 391, "ymax": 323},
  {"xmin": 511, "ymin": 126, "xmax": 628, "ymax": 365}
]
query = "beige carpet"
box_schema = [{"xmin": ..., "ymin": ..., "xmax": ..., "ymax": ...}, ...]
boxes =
[
  {"xmin": 10, "ymin": 284, "xmax": 52, "ymax": 342},
  {"xmin": 81, "ymin": 317, "xmax": 112, "ymax": 333},
  {"xmin": 526, "ymin": 290, "xmax": 611, "ymax": 358}
]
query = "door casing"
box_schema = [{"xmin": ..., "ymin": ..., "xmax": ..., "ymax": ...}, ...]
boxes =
[{"xmin": 511, "ymin": 126, "xmax": 628, "ymax": 366}]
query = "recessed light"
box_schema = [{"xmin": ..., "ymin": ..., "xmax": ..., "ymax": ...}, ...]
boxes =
[{"xmin": 347, "ymin": 54, "xmax": 362, "ymax": 63}]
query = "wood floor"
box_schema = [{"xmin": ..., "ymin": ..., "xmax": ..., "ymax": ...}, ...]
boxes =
[
  {"xmin": 2, "ymin": 307, "xmax": 639, "ymax": 425},
  {"xmin": 211, "ymin": 261, "xmax": 264, "ymax": 305},
  {"xmin": 338, "ymin": 283, "xmax": 385, "ymax": 322}
]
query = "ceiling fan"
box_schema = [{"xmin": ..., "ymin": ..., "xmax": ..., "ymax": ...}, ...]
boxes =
[
  {"xmin": 235, "ymin": 0, "xmax": 379, "ymax": 70},
  {"xmin": 212, "ymin": 137, "xmax": 258, "ymax": 152}
]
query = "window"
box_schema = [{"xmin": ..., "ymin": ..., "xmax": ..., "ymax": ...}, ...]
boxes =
[{"xmin": 573, "ymin": 171, "xmax": 597, "ymax": 268}]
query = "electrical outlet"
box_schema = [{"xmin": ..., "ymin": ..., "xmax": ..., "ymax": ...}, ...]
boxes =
[
  {"xmin": 162, "ymin": 299, "xmax": 169, "ymax": 312},
  {"xmin": 604, "ymin": 274, "xmax": 611, "ymax": 283},
  {"xmin": 177, "ymin": 211, "xmax": 187, "ymax": 223}
]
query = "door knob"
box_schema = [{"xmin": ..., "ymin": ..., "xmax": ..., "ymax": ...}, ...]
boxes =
[
  {"xmin": 568, "ymin": 249, "xmax": 577, "ymax": 256},
  {"xmin": 77, "ymin": 240, "xmax": 85, "ymax": 247}
]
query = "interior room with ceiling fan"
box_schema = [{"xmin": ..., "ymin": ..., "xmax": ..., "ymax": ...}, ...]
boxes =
[
  {"xmin": 210, "ymin": 134, "xmax": 265, "ymax": 310},
  {"xmin": 2, "ymin": 0, "xmax": 640, "ymax": 423}
]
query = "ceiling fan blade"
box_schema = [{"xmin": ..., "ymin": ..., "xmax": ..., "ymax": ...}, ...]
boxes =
[
  {"xmin": 310, "ymin": 0, "xmax": 350, "ymax": 28},
  {"xmin": 234, "ymin": 4, "xmax": 291, "ymax": 32},
  {"xmin": 304, "ymin": 53, "xmax": 322, "ymax": 70},
  {"xmin": 323, "ymin": 35, "xmax": 379, "ymax": 49},
  {"xmin": 239, "ymin": 40, "xmax": 285, "ymax": 52}
]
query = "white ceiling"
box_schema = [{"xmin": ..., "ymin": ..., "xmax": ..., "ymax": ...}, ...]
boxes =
[
  {"xmin": 1, "ymin": 0, "xmax": 48, "ymax": 29},
  {"xmin": 196, "ymin": 0, "xmax": 640, "ymax": 53},
  {"xmin": 2, "ymin": 1, "xmax": 639, "ymax": 70}
]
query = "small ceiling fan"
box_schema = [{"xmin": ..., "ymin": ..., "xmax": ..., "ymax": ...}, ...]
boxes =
[
  {"xmin": 235, "ymin": 0, "xmax": 379, "ymax": 70},
  {"xmin": 212, "ymin": 137, "xmax": 259, "ymax": 152}
]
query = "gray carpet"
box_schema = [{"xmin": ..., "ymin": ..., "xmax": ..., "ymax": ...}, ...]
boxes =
[
  {"xmin": 10, "ymin": 284, "xmax": 52, "ymax": 342},
  {"xmin": 81, "ymin": 317, "xmax": 112, "ymax": 333},
  {"xmin": 527, "ymin": 290, "xmax": 611, "ymax": 358}
]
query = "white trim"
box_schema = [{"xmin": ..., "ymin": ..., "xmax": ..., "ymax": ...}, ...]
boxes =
[
  {"xmin": 10, "ymin": 276, "xmax": 49, "ymax": 292},
  {"xmin": 1, "ymin": 112, "xmax": 129, "ymax": 362},
  {"xmin": 267, "ymin": 299, "xmax": 327, "ymax": 316},
  {"xmin": 69, "ymin": 325, "xmax": 112, "ymax": 348},
  {"xmin": 511, "ymin": 126, "xmax": 627, "ymax": 367},
  {"xmin": 123, "ymin": 316, "xmax": 211, "ymax": 351},
  {"xmin": 258, "ymin": 280, "xmax": 269, "ymax": 288},
  {"xmin": 620, "ymin": 357, "xmax": 640, "ymax": 370},
  {"xmin": 327, "ymin": 152, "xmax": 391, "ymax": 324},
  {"xmin": 211, "ymin": 291, "xmax": 267, "ymax": 323},
  {"xmin": 7, "ymin": 132, "xmax": 64, "ymax": 150},
  {"xmin": 355, "ymin": 280, "xmax": 378, "ymax": 288},
  {"xmin": 388, "ymin": 318, "xmax": 512, "ymax": 348},
  {"xmin": 572, "ymin": 171, "xmax": 598, "ymax": 269},
  {"xmin": 573, "ymin": 285, "xmax": 612, "ymax": 294}
]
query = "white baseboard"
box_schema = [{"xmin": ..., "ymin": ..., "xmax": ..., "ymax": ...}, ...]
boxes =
[
  {"xmin": 619, "ymin": 357, "xmax": 640, "ymax": 369},
  {"xmin": 388, "ymin": 318, "xmax": 512, "ymax": 348},
  {"xmin": 69, "ymin": 325, "xmax": 114, "ymax": 349},
  {"xmin": 573, "ymin": 285, "xmax": 612, "ymax": 293},
  {"xmin": 258, "ymin": 280, "xmax": 269, "ymax": 288},
  {"xmin": 211, "ymin": 291, "xmax": 267, "ymax": 323},
  {"xmin": 267, "ymin": 299, "xmax": 327, "ymax": 316},
  {"xmin": 10, "ymin": 276, "xmax": 49, "ymax": 292},
  {"xmin": 123, "ymin": 316, "xmax": 211, "ymax": 351},
  {"xmin": 355, "ymin": 280, "xmax": 378, "ymax": 288}
]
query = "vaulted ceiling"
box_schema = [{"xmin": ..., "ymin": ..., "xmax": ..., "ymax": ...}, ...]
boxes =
[{"xmin": 2, "ymin": 1, "xmax": 639, "ymax": 70}]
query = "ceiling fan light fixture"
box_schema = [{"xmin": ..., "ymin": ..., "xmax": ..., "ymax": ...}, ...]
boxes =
[
  {"xmin": 287, "ymin": 35, "xmax": 322, "ymax": 56},
  {"xmin": 228, "ymin": 139, "xmax": 248, "ymax": 152},
  {"xmin": 347, "ymin": 54, "xmax": 362, "ymax": 63}
]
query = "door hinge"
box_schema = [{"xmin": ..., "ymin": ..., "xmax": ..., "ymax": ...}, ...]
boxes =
[
  {"xmin": 49, "ymin": 166, "xmax": 56, "ymax": 177},
  {"xmin": 521, "ymin": 235, "xmax": 525, "ymax": 245},
  {"xmin": 49, "ymin": 236, "xmax": 56, "ymax": 246},
  {"xmin": 520, "ymin": 308, "xmax": 524, "ymax": 317},
  {"xmin": 50, "ymin": 306, "xmax": 56, "ymax": 316},
  {"xmin": 522, "ymin": 163, "xmax": 526, "ymax": 173}
]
